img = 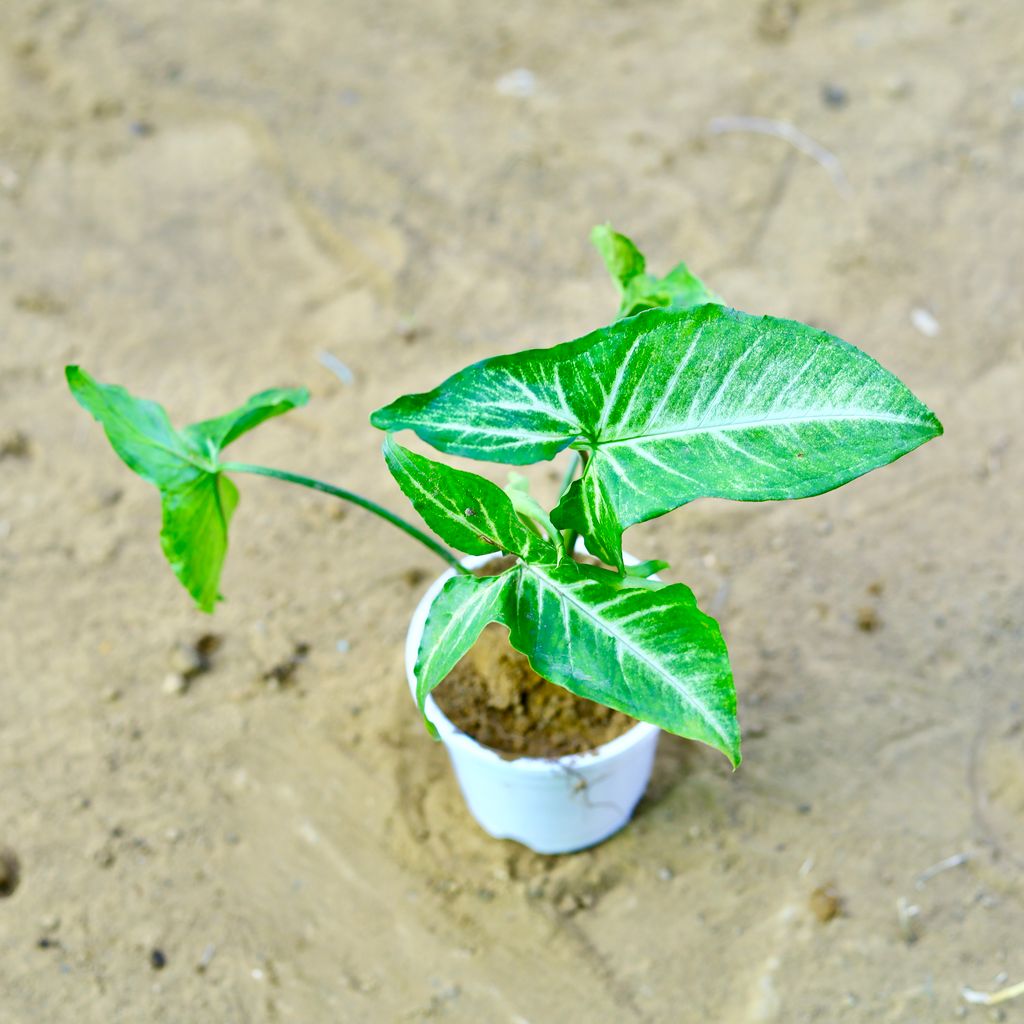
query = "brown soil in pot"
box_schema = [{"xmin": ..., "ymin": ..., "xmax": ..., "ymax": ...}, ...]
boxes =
[
  {"xmin": 432, "ymin": 554, "xmax": 637, "ymax": 758},
  {"xmin": 433, "ymin": 623, "xmax": 637, "ymax": 758}
]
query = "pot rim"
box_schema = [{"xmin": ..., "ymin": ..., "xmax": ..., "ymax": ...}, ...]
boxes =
[{"xmin": 406, "ymin": 550, "xmax": 661, "ymax": 775}]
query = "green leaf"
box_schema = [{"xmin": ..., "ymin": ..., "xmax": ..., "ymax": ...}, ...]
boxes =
[
  {"xmin": 624, "ymin": 559, "xmax": 669, "ymax": 579},
  {"xmin": 371, "ymin": 304, "xmax": 943, "ymax": 567},
  {"xmin": 591, "ymin": 224, "xmax": 647, "ymax": 288},
  {"xmin": 184, "ymin": 388, "xmax": 313, "ymax": 452},
  {"xmin": 506, "ymin": 560, "xmax": 738, "ymax": 764},
  {"xmin": 413, "ymin": 571, "xmax": 512, "ymax": 733},
  {"xmin": 383, "ymin": 437, "xmax": 554, "ymax": 561},
  {"xmin": 416, "ymin": 549, "xmax": 739, "ymax": 764},
  {"xmin": 505, "ymin": 471, "xmax": 560, "ymax": 545},
  {"xmin": 592, "ymin": 225, "xmax": 720, "ymax": 318},
  {"xmin": 66, "ymin": 366, "xmax": 308, "ymax": 610},
  {"xmin": 159, "ymin": 473, "xmax": 240, "ymax": 612}
]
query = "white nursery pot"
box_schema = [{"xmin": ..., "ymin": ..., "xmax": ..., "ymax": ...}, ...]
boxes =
[{"xmin": 405, "ymin": 552, "xmax": 661, "ymax": 855}]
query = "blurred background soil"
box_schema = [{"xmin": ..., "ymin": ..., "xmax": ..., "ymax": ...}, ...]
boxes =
[{"xmin": 1, "ymin": 1, "xmax": 1022, "ymax": 1021}]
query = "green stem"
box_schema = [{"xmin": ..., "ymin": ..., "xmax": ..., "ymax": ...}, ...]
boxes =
[
  {"xmin": 222, "ymin": 462, "xmax": 470, "ymax": 575},
  {"xmin": 559, "ymin": 452, "xmax": 582, "ymax": 554},
  {"xmin": 559, "ymin": 452, "xmax": 581, "ymax": 497}
]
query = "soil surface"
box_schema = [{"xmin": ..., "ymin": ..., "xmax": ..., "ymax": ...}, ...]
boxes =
[
  {"xmin": 435, "ymin": 624, "xmax": 637, "ymax": 758},
  {"xmin": 2, "ymin": 2, "xmax": 1023, "ymax": 1022}
]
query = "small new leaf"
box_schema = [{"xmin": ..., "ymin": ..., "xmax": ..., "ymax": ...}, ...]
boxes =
[
  {"xmin": 66, "ymin": 366, "xmax": 308, "ymax": 611},
  {"xmin": 505, "ymin": 471, "xmax": 561, "ymax": 546},
  {"xmin": 592, "ymin": 224, "xmax": 720, "ymax": 318},
  {"xmin": 624, "ymin": 559, "xmax": 669, "ymax": 579}
]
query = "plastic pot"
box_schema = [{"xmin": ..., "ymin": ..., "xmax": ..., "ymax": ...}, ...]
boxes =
[{"xmin": 405, "ymin": 553, "xmax": 660, "ymax": 854}]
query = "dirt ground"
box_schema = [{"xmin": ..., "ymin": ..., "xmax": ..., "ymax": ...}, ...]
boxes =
[{"xmin": 1, "ymin": 1, "xmax": 1022, "ymax": 1020}]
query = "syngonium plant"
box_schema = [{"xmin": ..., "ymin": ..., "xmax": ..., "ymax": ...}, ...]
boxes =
[{"xmin": 67, "ymin": 227, "xmax": 942, "ymax": 767}]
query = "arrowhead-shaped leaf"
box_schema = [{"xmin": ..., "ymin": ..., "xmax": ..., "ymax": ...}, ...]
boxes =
[
  {"xmin": 66, "ymin": 366, "xmax": 308, "ymax": 610},
  {"xmin": 592, "ymin": 225, "xmax": 720, "ymax": 318},
  {"xmin": 383, "ymin": 437, "xmax": 555, "ymax": 560},
  {"xmin": 400, "ymin": 445, "xmax": 739, "ymax": 763},
  {"xmin": 372, "ymin": 304, "xmax": 943, "ymax": 567}
]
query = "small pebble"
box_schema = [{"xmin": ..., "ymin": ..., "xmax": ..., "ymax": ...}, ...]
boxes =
[
  {"xmin": 856, "ymin": 606, "xmax": 880, "ymax": 632},
  {"xmin": 0, "ymin": 848, "xmax": 21, "ymax": 897},
  {"xmin": 150, "ymin": 948, "xmax": 167, "ymax": 970},
  {"xmin": 169, "ymin": 642, "xmax": 204, "ymax": 677},
  {"xmin": 910, "ymin": 306, "xmax": 941, "ymax": 338},
  {"xmin": 162, "ymin": 672, "xmax": 188, "ymax": 696},
  {"xmin": 39, "ymin": 913, "xmax": 60, "ymax": 933},
  {"xmin": 821, "ymin": 82, "xmax": 848, "ymax": 107},
  {"xmin": 556, "ymin": 892, "xmax": 581, "ymax": 915},
  {"xmin": 657, "ymin": 866, "xmax": 674, "ymax": 882},
  {"xmin": 897, "ymin": 896, "xmax": 920, "ymax": 943},
  {"xmin": 884, "ymin": 75, "xmax": 913, "ymax": 99},
  {"xmin": 0, "ymin": 429, "xmax": 31, "ymax": 459},
  {"xmin": 809, "ymin": 884, "xmax": 843, "ymax": 922},
  {"xmin": 196, "ymin": 944, "xmax": 217, "ymax": 973},
  {"xmin": 756, "ymin": 0, "xmax": 800, "ymax": 42},
  {"xmin": 93, "ymin": 844, "xmax": 115, "ymax": 869},
  {"xmin": 495, "ymin": 68, "xmax": 537, "ymax": 98}
]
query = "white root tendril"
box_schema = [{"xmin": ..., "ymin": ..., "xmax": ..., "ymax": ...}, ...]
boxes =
[
  {"xmin": 915, "ymin": 851, "xmax": 969, "ymax": 888},
  {"xmin": 708, "ymin": 116, "xmax": 852, "ymax": 197},
  {"xmin": 962, "ymin": 979, "xmax": 1024, "ymax": 1006}
]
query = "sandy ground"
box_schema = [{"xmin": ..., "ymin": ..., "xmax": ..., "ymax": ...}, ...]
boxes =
[{"xmin": 1, "ymin": 1, "xmax": 1023, "ymax": 1021}]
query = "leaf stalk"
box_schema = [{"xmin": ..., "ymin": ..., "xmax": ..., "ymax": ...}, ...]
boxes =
[{"xmin": 221, "ymin": 462, "xmax": 470, "ymax": 575}]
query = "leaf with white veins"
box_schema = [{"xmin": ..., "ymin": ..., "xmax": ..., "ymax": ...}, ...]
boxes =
[
  {"xmin": 372, "ymin": 304, "xmax": 943, "ymax": 567},
  {"xmin": 510, "ymin": 560, "xmax": 738, "ymax": 763},
  {"xmin": 414, "ymin": 571, "xmax": 512, "ymax": 733},
  {"xmin": 383, "ymin": 437, "xmax": 554, "ymax": 560},
  {"xmin": 401, "ymin": 445, "xmax": 739, "ymax": 762}
]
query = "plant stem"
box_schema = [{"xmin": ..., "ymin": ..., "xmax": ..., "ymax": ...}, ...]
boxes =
[
  {"xmin": 559, "ymin": 452, "xmax": 581, "ymax": 497},
  {"xmin": 559, "ymin": 452, "xmax": 582, "ymax": 554},
  {"xmin": 222, "ymin": 462, "xmax": 470, "ymax": 575}
]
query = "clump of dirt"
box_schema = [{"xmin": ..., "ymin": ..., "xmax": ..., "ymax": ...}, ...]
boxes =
[{"xmin": 433, "ymin": 623, "xmax": 636, "ymax": 759}]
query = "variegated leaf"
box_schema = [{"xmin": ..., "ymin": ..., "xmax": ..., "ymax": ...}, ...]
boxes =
[
  {"xmin": 414, "ymin": 571, "xmax": 512, "ymax": 733},
  {"xmin": 372, "ymin": 304, "xmax": 943, "ymax": 567},
  {"xmin": 383, "ymin": 437, "xmax": 555, "ymax": 560},
  {"xmin": 416, "ymin": 552, "xmax": 738, "ymax": 763}
]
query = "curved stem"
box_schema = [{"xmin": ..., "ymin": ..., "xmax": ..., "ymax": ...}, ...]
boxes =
[
  {"xmin": 222, "ymin": 461, "xmax": 469, "ymax": 575},
  {"xmin": 559, "ymin": 452, "xmax": 582, "ymax": 497},
  {"xmin": 559, "ymin": 452, "xmax": 582, "ymax": 554}
]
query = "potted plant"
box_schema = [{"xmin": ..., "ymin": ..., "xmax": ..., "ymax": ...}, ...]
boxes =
[{"xmin": 66, "ymin": 227, "xmax": 942, "ymax": 853}]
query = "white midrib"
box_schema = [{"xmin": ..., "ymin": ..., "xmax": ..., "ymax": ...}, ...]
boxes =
[
  {"xmin": 519, "ymin": 563, "xmax": 731, "ymax": 749},
  {"xmin": 599, "ymin": 407, "xmax": 928, "ymax": 448}
]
